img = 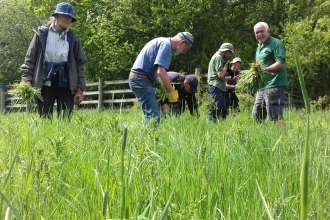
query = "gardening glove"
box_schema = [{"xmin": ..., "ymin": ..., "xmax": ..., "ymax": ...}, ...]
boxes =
[
  {"xmin": 166, "ymin": 90, "xmax": 179, "ymax": 110},
  {"xmin": 73, "ymin": 87, "xmax": 84, "ymax": 106},
  {"xmin": 166, "ymin": 90, "xmax": 179, "ymax": 103}
]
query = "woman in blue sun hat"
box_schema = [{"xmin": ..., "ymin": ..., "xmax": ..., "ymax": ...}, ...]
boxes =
[{"xmin": 21, "ymin": 2, "xmax": 86, "ymax": 119}]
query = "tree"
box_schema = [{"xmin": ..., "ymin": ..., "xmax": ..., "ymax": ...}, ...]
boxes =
[
  {"xmin": 2, "ymin": 0, "xmax": 329, "ymax": 99},
  {"xmin": 0, "ymin": 0, "xmax": 42, "ymax": 84},
  {"xmin": 282, "ymin": 0, "xmax": 330, "ymax": 97}
]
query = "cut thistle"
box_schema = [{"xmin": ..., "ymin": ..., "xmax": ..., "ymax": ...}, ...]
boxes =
[
  {"xmin": 236, "ymin": 61, "xmax": 269, "ymax": 95},
  {"xmin": 11, "ymin": 83, "xmax": 43, "ymax": 103}
]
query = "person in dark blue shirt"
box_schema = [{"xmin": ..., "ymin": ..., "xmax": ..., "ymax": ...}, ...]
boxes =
[{"xmin": 159, "ymin": 71, "xmax": 199, "ymax": 116}]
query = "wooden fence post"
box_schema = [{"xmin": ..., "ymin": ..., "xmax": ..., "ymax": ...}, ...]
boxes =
[
  {"xmin": 26, "ymin": 101, "xmax": 31, "ymax": 113},
  {"xmin": 195, "ymin": 68, "xmax": 201, "ymax": 76},
  {"xmin": 98, "ymin": 78, "xmax": 103, "ymax": 111},
  {"xmin": 0, "ymin": 84, "xmax": 5, "ymax": 112}
]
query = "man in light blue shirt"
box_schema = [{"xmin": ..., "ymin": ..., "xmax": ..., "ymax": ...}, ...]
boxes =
[{"xmin": 129, "ymin": 32, "xmax": 193, "ymax": 124}]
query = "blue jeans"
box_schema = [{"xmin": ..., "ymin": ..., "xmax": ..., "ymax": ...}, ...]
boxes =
[
  {"xmin": 129, "ymin": 76, "xmax": 161, "ymax": 124},
  {"xmin": 208, "ymin": 85, "xmax": 227, "ymax": 121},
  {"xmin": 252, "ymin": 86, "xmax": 286, "ymax": 121}
]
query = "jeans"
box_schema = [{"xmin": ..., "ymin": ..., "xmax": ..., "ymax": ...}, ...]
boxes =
[
  {"xmin": 208, "ymin": 85, "xmax": 227, "ymax": 121},
  {"xmin": 129, "ymin": 76, "xmax": 161, "ymax": 124}
]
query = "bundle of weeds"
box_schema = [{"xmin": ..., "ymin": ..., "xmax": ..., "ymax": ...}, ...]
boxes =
[
  {"xmin": 236, "ymin": 61, "xmax": 268, "ymax": 95},
  {"xmin": 11, "ymin": 83, "xmax": 43, "ymax": 103},
  {"xmin": 154, "ymin": 80, "xmax": 167, "ymax": 102}
]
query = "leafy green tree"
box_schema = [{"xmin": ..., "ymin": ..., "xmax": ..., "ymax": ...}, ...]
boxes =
[
  {"xmin": 2, "ymin": 0, "xmax": 329, "ymax": 99},
  {"xmin": 0, "ymin": 0, "xmax": 42, "ymax": 84},
  {"xmin": 282, "ymin": 0, "xmax": 330, "ymax": 97}
]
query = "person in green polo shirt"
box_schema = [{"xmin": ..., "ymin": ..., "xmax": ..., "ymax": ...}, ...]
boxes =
[
  {"xmin": 207, "ymin": 43, "xmax": 234, "ymax": 121},
  {"xmin": 252, "ymin": 22, "xmax": 288, "ymax": 128}
]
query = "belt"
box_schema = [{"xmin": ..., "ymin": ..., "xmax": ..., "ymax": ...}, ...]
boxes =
[{"xmin": 129, "ymin": 72, "xmax": 150, "ymax": 80}]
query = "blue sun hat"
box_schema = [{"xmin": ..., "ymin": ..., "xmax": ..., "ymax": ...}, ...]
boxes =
[{"xmin": 52, "ymin": 2, "xmax": 76, "ymax": 22}]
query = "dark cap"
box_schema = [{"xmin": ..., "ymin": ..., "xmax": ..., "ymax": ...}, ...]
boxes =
[
  {"xmin": 178, "ymin": 32, "xmax": 193, "ymax": 47},
  {"xmin": 185, "ymin": 75, "xmax": 198, "ymax": 93}
]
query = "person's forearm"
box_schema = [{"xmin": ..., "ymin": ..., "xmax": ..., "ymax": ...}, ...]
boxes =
[
  {"xmin": 217, "ymin": 66, "xmax": 228, "ymax": 78},
  {"xmin": 217, "ymin": 70, "xmax": 225, "ymax": 78},
  {"xmin": 265, "ymin": 62, "xmax": 285, "ymax": 73},
  {"xmin": 158, "ymin": 68, "xmax": 174, "ymax": 92}
]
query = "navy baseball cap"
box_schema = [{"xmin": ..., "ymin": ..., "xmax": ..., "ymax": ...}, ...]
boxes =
[{"xmin": 185, "ymin": 75, "xmax": 198, "ymax": 93}]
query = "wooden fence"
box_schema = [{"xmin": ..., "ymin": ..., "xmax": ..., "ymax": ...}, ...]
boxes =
[
  {"xmin": 0, "ymin": 71, "xmax": 306, "ymax": 113},
  {"xmin": 0, "ymin": 78, "xmax": 136, "ymax": 113}
]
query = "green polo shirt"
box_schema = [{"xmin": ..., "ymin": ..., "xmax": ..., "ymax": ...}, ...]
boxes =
[
  {"xmin": 255, "ymin": 36, "xmax": 288, "ymax": 89},
  {"xmin": 207, "ymin": 52, "xmax": 226, "ymax": 92}
]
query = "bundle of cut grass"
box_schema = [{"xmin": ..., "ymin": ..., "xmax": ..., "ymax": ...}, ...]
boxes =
[
  {"xmin": 236, "ymin": 61, "xmax": 269, "ymax": 95},
  {"xmin": 154, "ymin": 80, "xmax": 167, "ymax": 102},
  {"xmin": 11, "ymin": 83, "xmax": 43, "ymax": 103}
]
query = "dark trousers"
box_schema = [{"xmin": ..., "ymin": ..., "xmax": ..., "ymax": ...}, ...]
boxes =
[
  {"xmin": 37, "ymin": 83, "xmax": 74, "ymax": 119},
  {"xmin": 225, "ymin": 91, "xmax": 239, "ymax": 112},
  {"xmin": 208, "ymin": 85, "xmax": 227, "ymax": 121}
]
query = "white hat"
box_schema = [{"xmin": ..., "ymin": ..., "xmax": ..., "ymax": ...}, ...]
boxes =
[
  {"xmin": 230, "ymin": 57, "xmax": 243, "ymax": 64},
  {"xmin": 219, "ymin": 43, "xmax": 234, "ymax": 53}
]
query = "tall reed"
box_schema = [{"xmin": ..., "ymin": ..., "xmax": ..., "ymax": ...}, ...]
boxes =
[{"xmin": 293, "ymin": 42, "xmax": 311, "ymax": 220}]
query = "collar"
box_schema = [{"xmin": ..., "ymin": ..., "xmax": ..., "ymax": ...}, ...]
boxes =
[
  {"xmin": 49, "ymin": 21, "xmax": 69, "ymax": 33},
  {"xmin": 258, "ymin": 36, "xmax": 272, "ymax": 47}
]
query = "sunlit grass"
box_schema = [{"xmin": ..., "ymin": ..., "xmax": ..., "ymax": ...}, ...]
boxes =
[{"xmin": 0, "ymin": 108, "xmax": 329, "ymax": 219}]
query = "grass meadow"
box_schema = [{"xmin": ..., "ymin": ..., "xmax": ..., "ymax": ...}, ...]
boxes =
[{"xmin": 0, "ymin": 107, "xmax": 329, "ymax": 219}]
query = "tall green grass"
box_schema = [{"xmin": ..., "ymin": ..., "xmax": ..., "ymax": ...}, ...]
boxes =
[
  {"xmin": 0, "ymin": 108, "xmax": 329, "ymax": 219},
  {"xmin": 293, "ymin": 42, "xmax": 311, "ymax": 220}
]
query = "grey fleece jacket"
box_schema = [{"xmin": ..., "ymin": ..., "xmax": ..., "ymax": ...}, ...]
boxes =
[{"xmin": 21, "ymin": 23, "xmax": 87, "ymax": 94}]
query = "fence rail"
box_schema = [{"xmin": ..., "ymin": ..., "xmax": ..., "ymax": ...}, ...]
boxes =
[{"xmin": 0, "ymin": 71, "xmax": 307, "ymax": 113}]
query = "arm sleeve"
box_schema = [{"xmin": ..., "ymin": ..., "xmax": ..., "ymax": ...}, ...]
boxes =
[
  {"xmin": 273, "ymin": 41, "xmax": 286, "ymax": 64},
  {"xmin": 154, "ymin": 42, "xmax": 172, "ymax": 70},
  {"xmin": 74, "ymin": 37, "xmax": 87, "ymax": 91},
  {"xmin": 21, "ymin": 34, "xmax": 39, "ymax": 82}
]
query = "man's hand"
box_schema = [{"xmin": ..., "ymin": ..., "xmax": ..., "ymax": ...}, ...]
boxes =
[
  {"xmin": 233, "ymin": 75, "xmax": 239, "ymax": 82},
  {"xmin": 263, "ymin": 67, "xmax": 276, "ymax": 75},
  {"xmin": 224, "ymin": 61, "xmax": 230, "ymax": 72}
]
